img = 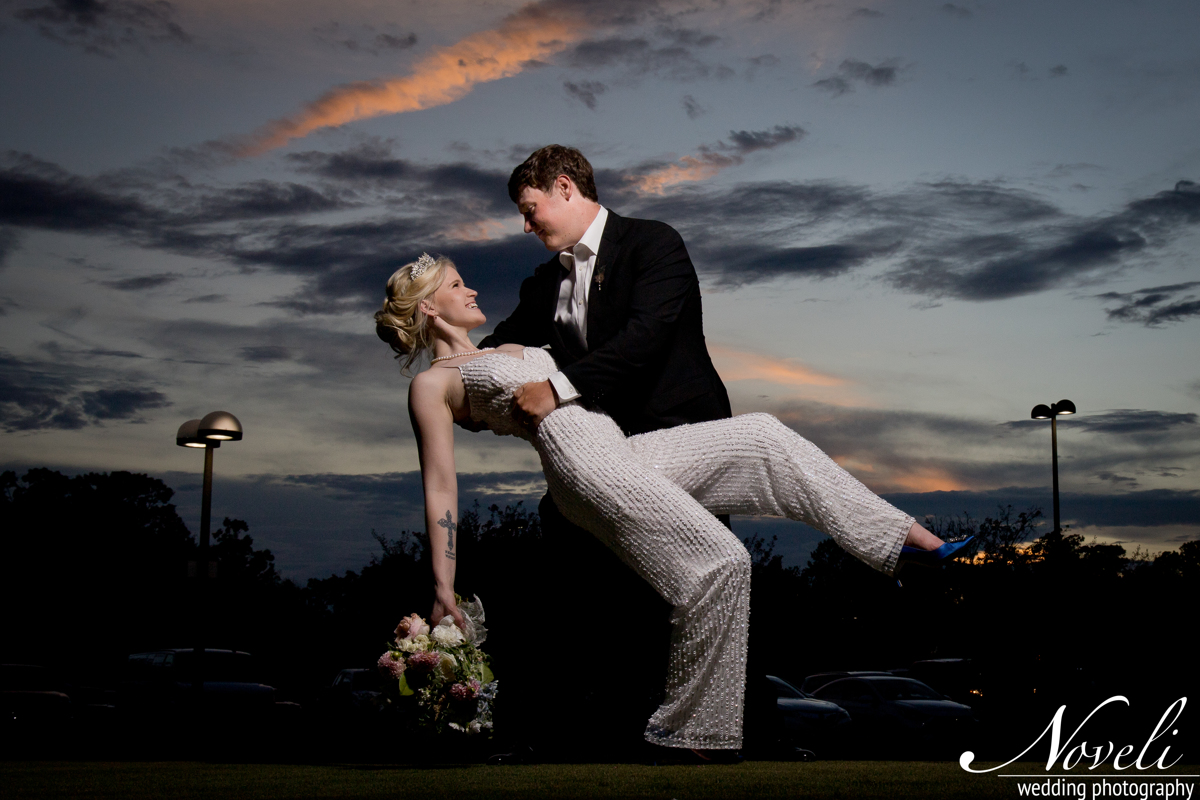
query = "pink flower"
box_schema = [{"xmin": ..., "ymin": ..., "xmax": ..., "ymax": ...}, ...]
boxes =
[
  {"xmin": 377, "ymin": 652, "xmax": 405, "ymax": 679},
  {"xmin": 404, "ymin": 651, "xmax": 441, "ymax": 688},
  {"xmin": 406, "ymin": 651, "xmax": 441, "ymax": 674},
  {"xmin": 394, "ymin": 613, "xmax": 430, "ymax": 642},
  {"xmin": 448, "ymin": 682, "xmax": 477, "ymax": 702}
]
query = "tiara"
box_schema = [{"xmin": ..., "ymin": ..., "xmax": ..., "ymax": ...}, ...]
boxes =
[{"xmin": 410, "ymin": 253, "xmax": 435, "ymax": 279}]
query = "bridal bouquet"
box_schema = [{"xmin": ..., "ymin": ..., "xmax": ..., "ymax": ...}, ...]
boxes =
[{"xmin": 377, "ymin": 595, "xmax": 497, "ymax": 736}]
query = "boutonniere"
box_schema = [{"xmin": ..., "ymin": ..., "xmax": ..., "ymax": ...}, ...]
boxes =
[{"xmin": 592, "ymin": 264, "xmax": 607, "ymax": 292}]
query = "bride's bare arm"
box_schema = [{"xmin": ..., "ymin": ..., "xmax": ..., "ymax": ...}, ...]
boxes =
[{"xmin": 408, "ymin": 369, "xmax": 465, "ymax": 628}]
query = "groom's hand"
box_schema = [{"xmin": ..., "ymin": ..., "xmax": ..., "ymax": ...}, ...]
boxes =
[{"xmin": 512, "ymin": 380, "xmax": 558, "ymax": 431}]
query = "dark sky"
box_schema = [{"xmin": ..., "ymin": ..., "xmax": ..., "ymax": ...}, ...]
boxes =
[{"xmin": 2, "ymin": 0, "xmax": 1198, "ymax": 577}]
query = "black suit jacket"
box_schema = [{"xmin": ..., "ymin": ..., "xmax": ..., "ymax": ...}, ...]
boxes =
[{"xmin": 479, "ymin": 210, "xmax": 731, "ymax": 435}]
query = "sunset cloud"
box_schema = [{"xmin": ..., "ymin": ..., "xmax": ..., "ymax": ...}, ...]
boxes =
[
  {"xmin": 832, "ymin": 456, "xmax": 966, "ymax": 493},
  {"xmin": 632, "ymin": 152, "xmax": 740, "ymax": 195},
  {"xmin": 709, "ymin": 344, "xmax": 846, "ymax": 388},
  {"xmin": 235, "ymin": 3, "xmax": 588, "ymax": 156},
  {"xmin": 629, "ymin": 124, "xmax": 804, "ymax": 194}
]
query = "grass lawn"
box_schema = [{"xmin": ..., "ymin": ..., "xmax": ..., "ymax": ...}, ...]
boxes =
[{"xmin": 9, "ymin": 761, "xmax": 1194, "ymax": 800}]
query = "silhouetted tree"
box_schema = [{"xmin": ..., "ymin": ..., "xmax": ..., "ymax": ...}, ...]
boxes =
[
  {"xmin": 303, "ymin": 526, "xmax": 430, "ymax": 685},
  {"xmin": 1, "ymin": 469, "xmax": 194, "ymax": 671},
  {"xmin": 209, "ymin": 517, "xmax": 281, "ymax": 585},
  {"xmin": 742, "ymin": 533, "xmax": 808, "ymax": 674},
  {"xmin": 0, "ymin": 469, "xmax": 308, "ymax": 692},
  {"xmin": 925, "ymin": 504, "xmax": 1045, "ymax": 566}
]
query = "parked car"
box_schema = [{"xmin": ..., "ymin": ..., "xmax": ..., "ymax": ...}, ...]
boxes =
[
  {"xmin": 1, "ymin": 664, "xmax": 72, "ymax": 728},
  {"xmin": 119, "ymin": 649, "xmax": 276, "ymax": 721},
  {"xmin": 765, "ymin": 675, "xmax": 852, "ymax": 757},
  {"xmin": 812, "ymin": 675, "xmax": 975, "ymax": 756},
  {"xmin": 906, "ymin": 658, "xmax": 986, "ymax": 708},
  {"xmin": 800, "ymin": 671, "xmax": 896, "ymax": 694},
  {"xmin": 321, "ymin": 668, "xmax": 385, "ymax": 719}
]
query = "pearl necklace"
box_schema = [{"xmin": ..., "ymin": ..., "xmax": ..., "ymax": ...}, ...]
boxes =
[{"xmin": 430, "ymin": 347, "xmax": 494, "ymax": 365}]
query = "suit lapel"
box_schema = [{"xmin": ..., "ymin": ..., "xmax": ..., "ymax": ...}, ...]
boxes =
[{"xmin": 586, "ymin": 211, "xmax": 624, "ymax": 349}]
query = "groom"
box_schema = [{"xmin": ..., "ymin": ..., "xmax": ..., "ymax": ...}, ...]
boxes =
[
  {"xmin": 477, "ymin": 145, "xmax": 735, "ymax": 760},
  {"xmin": 479, "ymin": 144, "xmax": 731, "ymax": 435}
]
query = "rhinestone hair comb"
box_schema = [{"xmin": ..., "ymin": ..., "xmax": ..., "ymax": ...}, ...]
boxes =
[{"xmin": 410, "ymin": 252, "xmax": 435, "ymax": 279}]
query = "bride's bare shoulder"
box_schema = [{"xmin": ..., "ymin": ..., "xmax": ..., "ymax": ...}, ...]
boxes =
[
  {"xmin": 409, "ymin": 366, "xmax": 456, "ymax": 400},
  {"xmin": 495, "ymin": 343, "xmax": 526, "ymax": 356}
]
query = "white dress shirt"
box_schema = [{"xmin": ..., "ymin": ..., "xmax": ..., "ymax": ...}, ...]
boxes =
[{"xmin": 548, "ymin": 206, "xmax": 607, "ymax": 403}]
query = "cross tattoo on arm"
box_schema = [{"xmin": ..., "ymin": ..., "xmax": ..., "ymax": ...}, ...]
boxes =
[{"xmin": 438, "ymin": 510, "xmax": 457, "ymax": 560}]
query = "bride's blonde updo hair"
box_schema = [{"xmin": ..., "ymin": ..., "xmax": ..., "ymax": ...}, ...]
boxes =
[{"xmin": 375, "ymin": 253, "xmax": 451, "ymax": 372}]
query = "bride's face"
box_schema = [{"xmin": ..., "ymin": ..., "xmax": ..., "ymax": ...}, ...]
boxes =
[{"xmin": 426, "ymin": 266, "xmax": 485, "ymax": 330}]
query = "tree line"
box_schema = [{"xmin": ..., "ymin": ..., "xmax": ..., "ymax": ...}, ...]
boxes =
[{"xmin": 3, "ymin": 468, "xmax": 1196, "ymax": 756}]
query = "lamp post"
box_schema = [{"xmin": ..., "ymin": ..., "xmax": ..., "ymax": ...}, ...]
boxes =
[
  {"xmin": 176, "ymin": 411, "xmax": 243, "ymax": 699},
  {"xmin": 1030, "ymin": 399, "xmax": 1075, "ymax": 534}
]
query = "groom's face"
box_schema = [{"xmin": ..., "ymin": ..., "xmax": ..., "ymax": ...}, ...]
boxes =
[{"xmin": 516, "ymin": 181, "xmax": 578, "ymax": 253}]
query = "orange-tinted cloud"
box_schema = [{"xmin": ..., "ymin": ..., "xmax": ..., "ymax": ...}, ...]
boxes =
[
  {"xmin": 880, "ymin": 467, "xmax": 965, "ymax": 493},
  {"xmin": 443, "ymin": 217, "xmax": 522, "ymax": 242},
  {"xmin": 236, "ymin": 4, "xmax": 586, "ymax": 156},
  {"xmin": 709, "ymin": 344, "xmax": 846, "ymax": 388},
  {"xmin": 631, "ymin": 152, "xmax": 741, "ymax": 195},
  {"xmin": 629, "ymin": 125, "xmax": 805, "ymax": 193},
  {"xmin": 831, "ymin": 456, "xmax": 965, "ymax": 493}
]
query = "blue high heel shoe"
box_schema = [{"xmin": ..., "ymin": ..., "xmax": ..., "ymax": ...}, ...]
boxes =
[
  {"xmin": 895, "ymin": 536, "xmax": 978, "ymax": 587},
  {"xmin": 898, "ymin": 535, "xmax": 978, "ymax": 567}
]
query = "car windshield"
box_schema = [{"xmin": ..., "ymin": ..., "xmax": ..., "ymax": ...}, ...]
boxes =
[{"xmin": 870, "ymin": 678, "xmax": 944, "ymax": 701}]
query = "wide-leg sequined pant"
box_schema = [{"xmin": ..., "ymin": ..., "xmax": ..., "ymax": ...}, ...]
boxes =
[{"xmin": 534, "ymin": 409, "xmax": 914, "ymax": 749}]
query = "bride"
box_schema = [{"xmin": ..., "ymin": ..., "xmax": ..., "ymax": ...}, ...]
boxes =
[{"xmin": 376, "ymin": 253, "xmax": 971, "ymax": 756}]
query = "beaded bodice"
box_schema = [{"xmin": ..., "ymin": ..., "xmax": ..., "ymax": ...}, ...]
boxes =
[{"xmin": 456, "ymin": 347, "xmax": 559, "ymax": 441}]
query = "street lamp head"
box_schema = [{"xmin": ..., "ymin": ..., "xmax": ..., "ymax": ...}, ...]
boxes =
[
  {"xmin": 176, "ymin": 419, "xmax": 211, "ymax": 448},
  {"xmin": 1053, "ymin": 399, "xmax": 1076, "ymax": 416},
  {"xmin": 1031, "ymin": 404, "xmax": 1053, "ymax": 420},
  {"xmin": 199, "ymin": 410, "xmax": 243, "ymax": 442}
]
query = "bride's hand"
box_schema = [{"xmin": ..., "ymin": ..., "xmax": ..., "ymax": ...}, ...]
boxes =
[{"xmin": 432, "ymin": 586, "xmax": 465, "ymax": 630}]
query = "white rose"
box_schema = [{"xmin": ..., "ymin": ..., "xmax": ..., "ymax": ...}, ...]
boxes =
[
  {"xmin": 397, "ymin": 633, "xmax": 431, "ymax": 653},
  {"xmin": 439, "ymin": 652, "xmax": 457, "ymax": 681},
  {"xmin": 432, "ymin": 618, "xmax": 466, "ymax": 647}
]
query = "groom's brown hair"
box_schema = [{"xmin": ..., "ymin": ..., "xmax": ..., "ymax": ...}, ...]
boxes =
[{"xmin": 508, "ymin": 145, "xmax": 599, "ymax": 203}]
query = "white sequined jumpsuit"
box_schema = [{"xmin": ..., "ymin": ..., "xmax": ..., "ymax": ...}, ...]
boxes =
[{"xmin": 458, "ymin": 347, "xmax": 914, "ymax": 749}]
